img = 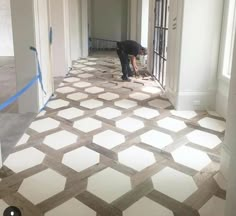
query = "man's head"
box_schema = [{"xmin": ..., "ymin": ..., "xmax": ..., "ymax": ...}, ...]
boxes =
[{"xmin": 139, "ymin": 47, "xmax": 147, "ymax": 55}]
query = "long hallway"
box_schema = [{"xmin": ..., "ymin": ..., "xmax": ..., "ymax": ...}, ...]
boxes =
[{"xmin": 0, "ymin": 54, "xmax": 226, "ymax": 216}]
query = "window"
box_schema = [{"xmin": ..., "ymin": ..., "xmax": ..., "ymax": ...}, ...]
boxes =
[{"xmin": 222, "ymin": 0, "xmax": 236, "ymax": 78}]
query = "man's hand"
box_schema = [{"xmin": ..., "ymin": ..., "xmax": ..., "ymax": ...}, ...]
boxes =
[{"xmin": 131, "ymin": 56, "xmax": 139, "ymax": 76}]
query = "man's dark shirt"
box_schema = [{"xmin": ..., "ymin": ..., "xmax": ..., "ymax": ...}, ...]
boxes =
[{"xmin": 119, "ymin": 40, "xmax": 142, "ymax": 57}]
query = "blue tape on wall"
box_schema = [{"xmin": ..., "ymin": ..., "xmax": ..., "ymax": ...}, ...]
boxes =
[{"xmin": 0, "ymin": 47, "xmax": 47, "ymax": 111}]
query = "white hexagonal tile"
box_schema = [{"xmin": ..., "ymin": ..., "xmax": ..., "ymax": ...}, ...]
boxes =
[
  {"xmin": 80, "ymin": 99, "xmax": 103, "ymax": 109},
  {"xmin": 140, "ymin": 130, "xmax": 173, "ymax": 149},
  {"xmin": 116, "ymin": 117, "xmax": 144, "ymax": 132},
  {"xmin": 47, "ymin": 99, "xmax": 69, "ymax": 109},
  {"xmin": 64, "ymin": 77, "xmax": 80, "ymax": 83},
  {"xmin": 73, "ymin": 81, "xmax": 91, "ymax": 88},
  {"xmin": 142, "ymin": 86, "xmax": 161, "ymax": 94},
  {"xmin": 98, "ymin": 92, "xmax": 119, "ymax": 101},
  {"xmin": 76, "ymin": 59, "xmax": 87, "ymax": 63},
  {"xmin": 115, "ymin": 99, "xmax": 138, "ymax": 109},
  {"xmin": 96, "ymin": 107, "xmax": 122, "ymax": 119},
  {"xmin": 70, "ymin": 69, "xmax": 83, "ymax": 75},
  {"xmin": 73, "ymin": 64, "xmax": 85, "ymax": 69},
  {"xmin": 82, "ymin": 67, "xmax": 96, "ymax": 72},
  {"xmin": 170, "ymin": 110, "xmax": 197, "ymax": 119},
  {"xmin": 84, "ymin": 62, "xmax": 97, "ymax": 66},
  {"xmin": 152, "ymin": 167, "xmax": 198, "ymax": 202},
  {"xmin": 85, "ymin": 87, "xmax": 104, "ymax": 94},
  {"xmin": 30, "ymin": 118, "xmax": 60, "ymax": 133},
  {"xmin": 118, "ymin": 146, "xmax": 155, "ymax": 171},
  {"xmin": 199, "ymin": 196, "xmax": 225, "ymax": 216},
  {"xmin": 18, "ymin": 169, "xmax": 66, "ymax": 204},
  {"xmin": 45, "ymin": 198, "xmax": 96, "ymax": 216},
  {"xmin": 123, "ymin": 197, "xmax": 173, "ymax": 216},
  {"xmin": 57, "ymin": 107, "xmax": 84, "ymax": 120},
  {"xmin": 186, "ymin": 130, "xmax": 222, "ymax": 149},
  {"xmin": 87, "ymin": 57, "xmax": 98, "ymax": 61},
  {"xmin": 0, "ymin": 200, "xmax": 8, "ymax": 216},
  {"xmin": 172, "ymin": 146, "xmax": 211, "ymax": 171},
  {"xmin": 4, "ymin": 147, "xmax": 45, "ymax": 173},
  {"xmin": 43, "ymin": 130, "xmax": 78, "ymax": 150},
  {"xmin": 148, "ymin": 99, "xmax": 171, "ymax": 109},
  {"xmin": 62, "ymin": 147, "xmax": 99, "ymax": 172},
  {"xmin": 129, "ymin": 92, "xmax": 150, "ymax": 101},
  {"xmin": 157, "ymin": 117, "xmax": 187, "ymax": 132},
  {"xmin": 16, "ymin": 133, "xmax": 30, "ymax": 146},
  {"xmin": 56, "ymin": 86, "xmax": 76, "ymax": 94},
  {"xmin": 87, "ymin": 167, "xmax": 131, "ymax": 203},
  {"xmin": 198, "ymin": 117, "xmax": 226, "ymax": 132},
  {"xmin": 78, "ymin": 73, "xmax": 94, "ymax": 78},
  {"xmin": 134, "ymin": 107, "xmax": 160, "ymax": 119},
  {"xmin": 67, "ymin": 92, "xmax": 88, "ymax": 101},
  {"xmin": 74, "ymin": 117, "xmax": 102, "ymax": 133},
  {"xmin": 93, "ymin": 130, "xmax": 125, "ymax": 149}
]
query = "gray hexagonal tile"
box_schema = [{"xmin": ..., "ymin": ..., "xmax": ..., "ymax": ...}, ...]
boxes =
[{"xmin": 87, "ymin": 168, "xmax": 131, "ymax": 203}]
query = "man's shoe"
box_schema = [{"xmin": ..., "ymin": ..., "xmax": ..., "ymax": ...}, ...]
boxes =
[{"xmin": 121, "ymin": 76, "xmax": 131, "ymax": 82}]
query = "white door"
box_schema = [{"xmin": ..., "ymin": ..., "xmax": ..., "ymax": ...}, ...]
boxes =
[{"xmin": 34, "ymin": 0, "xmax": 54, "ymax": 109}]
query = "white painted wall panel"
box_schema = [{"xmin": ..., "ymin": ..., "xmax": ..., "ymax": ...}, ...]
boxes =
[{"xmin": 0, "ymin": 0, "xmax": 14, "ymax": 56}]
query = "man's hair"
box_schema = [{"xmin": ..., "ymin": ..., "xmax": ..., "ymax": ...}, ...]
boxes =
[{"xmin": 141, "ymin": 47, "xmax": 147, "ymax": 55}]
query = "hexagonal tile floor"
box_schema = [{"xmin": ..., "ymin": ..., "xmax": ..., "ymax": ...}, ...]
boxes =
[
  {"xmin": 152, "ymin": 167, "xmax": 198, "ymax": 202},
  {"xmin": 62, "ymin": 147, "xmax": 99, "ymax": 172},
  {"xmin": 0, "ymin": 55, "xmax": 225, "ymax": 216},
  {"xmin": 43, "ymin": 130, "xmax": 78, "ymax": 150},
  {"xmin": 18, "ymin": 169, "xmax": 66, "ymax": 204},
  {"xmin": 87, "ymin": 167, "xmax": 131, "ymax": 203}
]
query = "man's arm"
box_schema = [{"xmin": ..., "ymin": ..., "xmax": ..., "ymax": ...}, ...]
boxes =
[{"xmin": 131, "ymin": 56, "xmax": 138, "ymax": 73}]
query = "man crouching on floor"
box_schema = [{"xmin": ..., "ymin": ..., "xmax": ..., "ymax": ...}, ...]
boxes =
[{"xmin": 116, "ymin": 40, "xmax": 147, "ymax": 81}]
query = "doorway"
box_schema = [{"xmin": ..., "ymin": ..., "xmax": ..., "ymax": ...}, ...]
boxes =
[{"xmin": 153, "ymin": 0, "xmax": 169, "ymax": 89}]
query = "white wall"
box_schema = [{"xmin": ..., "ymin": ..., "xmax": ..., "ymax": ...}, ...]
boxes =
[
  {"xmin": 0, "ymin": 0, "xmax": 14, "ymax": 56},
  {"xmin": 90, "ymin": 0, "xmax": 127, "ymax": 41},
  {"xmin": 166, "ymin": 0, "xmax": 224, "ymax": 111},
  {"xmin": 49, "ymin": 0, "xmax": 67, "ymax": 77},
  {"xmin": 140, "ymin": 0, "xmax": 149, "ymax": 47}
]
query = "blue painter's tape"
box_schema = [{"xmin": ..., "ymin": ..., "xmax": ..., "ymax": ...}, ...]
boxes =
[
  {"xmin": 30, "ymin": 46, "xmax": 46, "ymax": 95},
  {"xmin": 0, "ymin": 75, "xmax": 39, "ymax": 111}
]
